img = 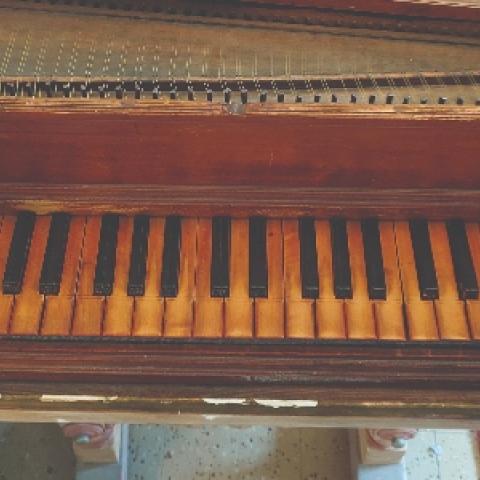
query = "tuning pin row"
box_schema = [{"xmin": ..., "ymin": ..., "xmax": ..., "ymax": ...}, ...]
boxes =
[{"xmin": 0, "ymin": 80, "xmax": 479, "ymax": 106}]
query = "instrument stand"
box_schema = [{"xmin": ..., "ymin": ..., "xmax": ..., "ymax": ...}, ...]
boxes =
[
  {"xmin": 349, "ymin": 428, "xmax": 418, "ymax": 480},
  {"xmin": 62, "ymin": 423, "xmax": 128, "ymax": 480}
]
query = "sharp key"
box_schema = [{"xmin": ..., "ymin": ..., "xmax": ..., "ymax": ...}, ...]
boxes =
[
  {"xmin": 295, "ymin": 95, "xmax": 302, "ymax": 103},
  {"xmin": 331, "ymin": 94, "xmax": 338, "ymax": 103},
  {"xmin": 386, "ymin": 94, "xmax": 394, "ymax": 104},
  {"xmin": 115, "ymin": 85, "xmax": 123, "ymax": 99},
  {"xmin": 447, "ymin": 219, "xmax": 478, "ymax": 300},
  {"xmin": 368, "ymin": 95, "xmax": 376, "ymax": 104},
  {"xmin": 127, "ymin": 215, "xmax": 150, "ymax": 296},
  {"xmin": 206, "ymin": 89, "xmax": 213, "ymax": 102},
  {"xmin": 194, "ymin": 218, "xmax": 223, "ymax": 337},
  {"xmin": 456, "ymin": 97, "xmax": 464, "ymax": 106},
  {"xmin": 187, "ymin": 88, "xmax": 194, "ymax": 101},
  {"xmin": 361, "ymin": 218, "xmax": 386, "ymax": 300},
  {"xmin": 249, "ymin": 217, "xmax": 268, "ymax": 298},
  {"xmin": 161, "ymin": 216, "xmax": 181, "ymax": 297},
  {"xmin": 170, "ymin": 90, "xmax": 177, "ymax": 100},
  {"xmin": 438, "ymin": 97, "xmax": 447, "ymax": 105},
  {"xmin": 350, "ymin": 94, "xmax": 357, "ymax": 104},
  {"xmin": 260, "ymin": 91, "xmax": 267, "ymax": 103},
  {"xmin": 39, "ymin": 213, "xmax": 71, "ymax": 295},
  {"xmin": 3, "ymin": 212, "xmax": 36, "ymax": 295},
  {"xmin": 330, "ymin": 217, "xmax": 352, "ymax": 299},
  {"xmin": 211, "ymin": 216, "xmax": 230, "ymax": 298},
  {"xmin": 409, "ymin": 219, "xmax": 439, "ymax": 300},
  {"xmin": 395, "ymin": 221, "xmax": 438, "ymax": 340},
  {"xmin": 132, "ymin": 217, "xmax": 165, "ymax": 336},
  {"xmin": 93, "ymin": 214, "xmax": 120, "ymax": 296},
  {"xmin": 314, "ymin": 94, "xmax": 321, "ymax": 103},
  {"xmin": 225, "ymin": 219, "xmax": 252, "ymax": 337},
  {"xmin": 277, "ymin": 93, "xmax": 285, "ymax": 103},
  {"xmin": 152, "ymin": 87, "xmax": 160, "ymax": 99},
  {"xmin": 299, "ymin": 217, "xmax": 319, "ymax": 299}
]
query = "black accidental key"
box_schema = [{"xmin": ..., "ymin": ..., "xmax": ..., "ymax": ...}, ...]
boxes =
[
  {"xmin": 39, "ymin": 213, "xmax": 71, "ymax": 295},
  {"xmin": 211, "ymin": 216, "xmax": 230, "ymax": 297},
  {"xmin": 3, "ymin": 211, "xmax": 36, "ymax": 294},
  {"xmin": 249, "ymin": 217, "xmax": 268, "ymax": 298},
  {"xmin": 446, "ymin": 219, "xmax": 479, "ymax": 300},
  {"xmin": 93, "ymin": 214, "xmax": 120, "ymax": 296},
  {"xmin": 409, "ymin": 219, "xmax": 439, "ymax": 300},
  {"xmin": 361, "ymin": 218, "xmax": 387, "ymax": 300},
  {"xmin": 330, "ymin": 217, "xmax": 352, "ymax": 299},
  {"xmin": 127, "ymin": 215, "xmax": 150, "ymax": 296},
  {"xmin": 161, "ymin": 216, "xmax": 181, "ymax": 297},
  {"xmin": 299, "ymin": 217, "xmax": 319, "ymax": 299}
]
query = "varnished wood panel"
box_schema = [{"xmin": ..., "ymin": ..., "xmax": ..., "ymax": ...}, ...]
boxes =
[{"xmin": 0, "ymin": 104, "xmax": 479, "ymax": 191}]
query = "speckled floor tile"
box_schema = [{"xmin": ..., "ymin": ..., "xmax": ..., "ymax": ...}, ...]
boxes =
[
  {"xmin": 299, "ymin": 428, "xmax": 351, "ymax": 480},
  {"xmin": 435, "ymin": 430, "xmax": 479, "ymax": 480},
  {"xmin": 404, "ymin": 430, "xmax": 440, "ymax": 480},
  {"xmin": 128, "ymin": 426, "xmax": 351, "ymax": 480}
]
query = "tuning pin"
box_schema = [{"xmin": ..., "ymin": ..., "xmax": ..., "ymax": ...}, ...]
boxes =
[
  {"xmin": 277, "ymin": 93, "xmax": 285, "ymax": 103},
  {"xmin": 206, "ymin": 89, "xmax": 213, "ymax": 102},
  {"xmin": 350, "ymin": 94, "xmax": 357, "ymax": 104},
  {"xmin": 331, "ymin": 94, "xmax": 338, "ymax": 103},
  {"xmin": 45, "ymin": 82, "xmax": 53, "ymax": 98},
  {"xmin": 24, "ymin": 83, "xmax": 34, "ymax": 97},
  {"xmin": 295, "ymin": 95, "xmax": 302, "ymax": 103},
  {"xmin": 115, "ymin": 85, "xmax": 123, "ymax": 99},
  {"xmin": 6, "ymin": 83, "xmax": 16, "ymax": 96},
  {"xmin": 224, "ymin": 88, "xmax": 231, "ymax": 103},
  {"xmin": 314, "ymin": 94, "xmax": 321, "ymax": 103},
  {"xmin": 368, "ymin": 95, "xmax": 376, "ymax": 104},
  {"xmin": 152, "ymin": 87, "xmax": 160, "ymax": 99},
  {"xmin": 456, "ymin": 97, "xmax": 464, "ymax": 105},
  {"xmin": 135, "ymin": 83, "xmax": 142, "ymax": 100},
  {"xmin": 241, "ymin": 89, "xmax": 248, "ymax": 104},
  {"xmin": 260, "ymin": 91, "xmax": 267, "ymax": 103},
  {"xmin": 438, "ymin": 97, "xmax": 447, "ymax": 105},
  {"xmin": 63, "ymin": 83, "xmax": 71, "ymax": 98},
  {"xmin": 386, "ymin": 94, "xmax": 394, "ymax": 104}
]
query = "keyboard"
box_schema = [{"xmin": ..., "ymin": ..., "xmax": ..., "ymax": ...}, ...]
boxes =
[{"xmin": 0, "ymin": 212, "xmax": 479, "ymax": 341}]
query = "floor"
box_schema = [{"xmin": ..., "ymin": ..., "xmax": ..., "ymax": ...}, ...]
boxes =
[{"xmin": 0, "ymin": 423, "xmax": 478, "ymax": 479}]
